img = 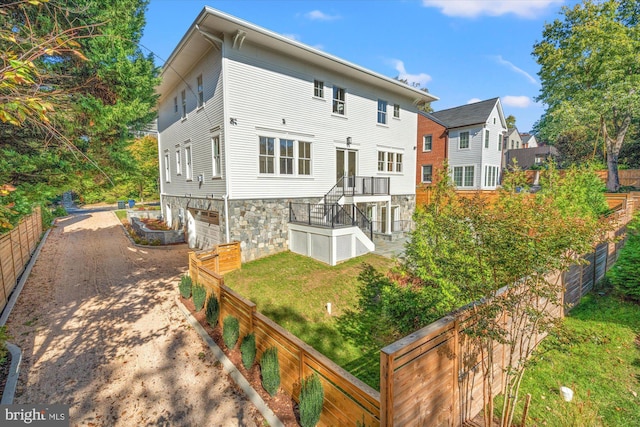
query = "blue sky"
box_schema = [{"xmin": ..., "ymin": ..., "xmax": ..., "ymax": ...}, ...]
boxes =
[{"xmin": 141, "ymin": 0, "xmax": 580, "ymax": 133}]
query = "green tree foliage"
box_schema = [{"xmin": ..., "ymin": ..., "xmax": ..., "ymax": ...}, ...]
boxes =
[
  {"xmin": 609, "ymin": 214, "xmax": 640, "ymax": 300},
  {"xmin": 533, "ymin": 0, "xmax": 640, "ymax": 191},
  {"xmin": 505, "ymin": 115, "xmax": 516, "ymax": 129},
  {"xmin": 0, "ymin": 0, "xmax": 159, "ymax": 220}
]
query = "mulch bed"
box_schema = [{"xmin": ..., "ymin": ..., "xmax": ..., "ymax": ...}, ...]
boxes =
[{"xmin": 180, "ymin": 296, "xmax": 300, "ymax": 426}]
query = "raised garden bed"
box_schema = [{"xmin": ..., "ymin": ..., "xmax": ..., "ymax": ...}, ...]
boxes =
[{"xmin": 129, "ymin": 217, "xmax": 184, "ymax": 245}]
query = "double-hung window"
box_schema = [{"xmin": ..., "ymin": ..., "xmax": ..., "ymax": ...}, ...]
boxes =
[
  {"xmin": 259, "ymin": 137, "xmax": 275, "ymax": 174},
  {"xmin": 185, "ymin": 145, "xmax": 192, "ymax": 180},
  {"xmin": 395, "ymin": 153, "xmax": 402, "ymax": 172},
  {"xmin": 423, "ymin": 135, "xmax": 432, "ymax": 151},
  {"xmin": 279, "ymin": 139, "xmax": 294, "ymax": 175},
  {"xmin": 459, "ymin": 131, "xmax": 469, "ymax": 149},
  {"xmin": 484, "ymin": 165, "xmax": 499, "ymax": 187},
  {"xmin": 298, "ymin": 141, "xmax": 311, "ymax": 175},
  {"xmin": 422, "ymin": 165, "xmax": 433, "ymax": 183},
  {"xmin": 212, "ymin": 137, "xmax": 221, "ymax": 177},
  {"xmin": 498, "ymin": 135, "xmax": 502, "ymax": 151},
  {"xmin": 173, "ymin": 97, "xmax": 178, "ymax": 114},
  {"xmin": 377, "ymin": 152, "xmax": 385, "ymax": 172},
  {"xmin": 164, "ymin": 151, "xmax": 170, "ymax": 183},
  {"xmin": 314, "ymin": 80, "xmax": 324, "ymax": 98},
  {"xmin": 386, "ymin": 152, "xmax": 394, "ymax": 172},
  {"xmin": 377, "ymin": 151, "xmax": 403, "ymax": 173},
  {"xmin": 333, "ymin": 86, "xmax": 345, "ymax": 115},
  {"xmin": 393, "ymin": 104, "xmax": 400, "ymax": 118},
  {"xmin": 181, "ymin": 90, "xmax": 187, "ymax": 119},
  {"xmin": 377, "ymin": 99, "xmax": 387, "ymax": 124},
  {"xmin": 484, "ymin": 130, "xmax": 490, "ymax": 148},
  {"xmin": 197, "ymin": 75, "xmax": 204, "ymax": 108},
  {"xmin": 175, "ymin": 149, "xmax": 182, "ymax": 175}
]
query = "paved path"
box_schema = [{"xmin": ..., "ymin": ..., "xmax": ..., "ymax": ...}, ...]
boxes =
[{"xmin": 6, "ymin": 210, "xmax": 262, "ymax": 426}]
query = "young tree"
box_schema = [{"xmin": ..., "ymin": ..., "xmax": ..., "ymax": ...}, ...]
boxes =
[{"xmin": 533, "ymin": 0, "xmax": 640, "ymax": 191}]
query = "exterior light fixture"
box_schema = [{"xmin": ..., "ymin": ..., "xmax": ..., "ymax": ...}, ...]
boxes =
[{"xmin": 346, "ymin": 137, "xmax": 352, "ymax": 147}]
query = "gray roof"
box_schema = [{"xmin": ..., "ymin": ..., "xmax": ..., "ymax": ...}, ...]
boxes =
[
  {"xmin": 521, "ymin": 133, "xmax": 535, "ymax": 144},
  {"xmin": 505, "ymin": 145, "xmax": 560, "ymax": 169},
  {"xmin": 430, "ymin": 97, "xmax": 500, "ymax": 129}
]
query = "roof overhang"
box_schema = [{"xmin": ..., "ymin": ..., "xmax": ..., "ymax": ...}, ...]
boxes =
[{"xmin": 158, "ymin": 7, "xmax": 439, "ymax": 105}]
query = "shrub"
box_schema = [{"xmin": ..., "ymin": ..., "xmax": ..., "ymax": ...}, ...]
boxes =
[
  {"xmin": 260, "ymin": 346, "xmax": 280, "ymax": 396},
  {"xmin": 179, "ymin": 275, "xmax": 192, "ymax": 299},
  {"xmin": 299, "ymin": 373, "xmax": 324, "ymax": 427},
  {"xmin": 240, "ymin": 333, "xmax": 256, "ymax": 369},
  {"xmin": 205, "ymin": 293, "xmax": 220, "ymax": 328},
  {"xmin": 0, "ymin": 326, "xmax": 10, "ymax": 364},
  {"xmin": 609, "ymin": 217, "xmax": 640, "ymax": 300},
  {"xmin": 222, "ymin": 316, "xmax": 240, "ymax": 349},
  {"xmin": 192, "ymin": 283, "xmax": 206, "ymax": 311}
]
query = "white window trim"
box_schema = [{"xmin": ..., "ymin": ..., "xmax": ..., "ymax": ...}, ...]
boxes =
[
  {"xmin": 332, "ymin": 86, "xmax": 346, "ymax": 116},
  {"xmin": 175, "ymin": 147, "xmax": 182, "ymax": 176},
  {"xmin": 181, "ymin": 89, "xmax": 187, "ymax": 120},
  {"xmin": 258, "ymin": 133, "xmax": 314, "ymax": 178},
  {"xmin": 423, "ymin": 135, "xmax": 433, "ymax": 152},
  {"xmin": 421, "ymin": 164, "xmax": 433, "ymax": 183},
  {"xmin": 196, "ymin": 74, "xmax": 204, "ymax": 109},
  {"xmin": 377, "ymin": 99, "xmax": 387, "ymax": 125},
  {"xmin": 164, "ymin": 150, "xmax": 171, "ymax": 183},
  {"xmin": 376, "ymin": 148, "xmax": 404, "ymax": 175},
  {"xmin": 393, "ymin": 103, "xmax": 400, "ymax": 119},
  {"xmin": 211, "ymin": 135, "xmax": 222, "ymax": 178},
  {"xmin": 184, "ymin": 143, "xmax": 193, "ymax": 181},
  {"xmin": 451, "ymin": 164, "xmax": 475, "ymax": 188},
  {"xmin": 313, "ymin": 79, "xmax": 324, "ymax": 99},
  {"xmin": 459, "ymin": 131, "xmax": 470, "ymax": 150}
]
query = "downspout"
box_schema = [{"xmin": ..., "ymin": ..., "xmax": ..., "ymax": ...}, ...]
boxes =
[{"xmin": 223, "ymin": 193, "xmax": 230, "ymax": 243}]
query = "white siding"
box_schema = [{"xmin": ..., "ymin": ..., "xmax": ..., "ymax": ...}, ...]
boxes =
[
  {"xmin": 222, "ymin": 39, "xmax": 418, "ymax": 200},
  {"xmin": 158, "ymin": 47, "xmax": 227, "ymax": 199}
]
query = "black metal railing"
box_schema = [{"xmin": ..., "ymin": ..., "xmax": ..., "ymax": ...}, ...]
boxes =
[
  {"xmin": 289, "ymin": 202, "xmax": 374, "ymax": 240},
  {"xmin": 324, "ymin": 176, "xmax": 390, "ymax": 206}
]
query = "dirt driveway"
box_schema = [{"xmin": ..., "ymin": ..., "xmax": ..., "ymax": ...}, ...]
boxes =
[{"xmin": 6, "ymin": 209, "xmax": 262, "ymax": 426}]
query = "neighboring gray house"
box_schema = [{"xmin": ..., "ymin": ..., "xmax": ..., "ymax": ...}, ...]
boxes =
[
  {"xmin": 520, "ymin": 133, "xmax": 538, "ymax": 148},
  {"xmin": 430, "ymin": 98, "xmax": 507, "ymax": 190},
  {"xmin": 156, "ymin": 7, "xmax": 437, "ymax": 265},
  {"xmin": 504, "ymin": 145, "xmax": 560, "ymax": 170},
  {"xmin": 504, "ymin": 127, "xmax": 523, "ymax": 150}
]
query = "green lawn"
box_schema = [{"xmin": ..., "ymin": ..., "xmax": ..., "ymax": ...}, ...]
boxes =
[
  {"xmin": 513, "ymin": 292, "xmax": 640, "ymax": 426},
  {"xmin": 114, "ymin": 210, "xmax": 127, "ymax": 221},
  {"xmin": 224, "ymin": 251, "xmax": 395, "ymax": 390}
]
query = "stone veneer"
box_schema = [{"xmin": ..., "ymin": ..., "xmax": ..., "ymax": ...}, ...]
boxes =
[{"xmin": 161, "ymin": 194, "xmax": 415, "ymax": 263}]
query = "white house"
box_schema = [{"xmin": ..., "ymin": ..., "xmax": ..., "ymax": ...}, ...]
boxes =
[
  {"xmin": 157, "ymin": 7, "xmax": 438, "ymax": 264},
  {"xmin": 429, "ymin": 98, "xmax": 507, "ymax": 190}
]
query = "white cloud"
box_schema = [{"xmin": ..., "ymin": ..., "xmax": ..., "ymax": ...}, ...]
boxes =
[
  {"xmin": 390, "ymin": 59, "xmax": 432, "ymax": 87},
  {"xmin": 492, "ymin": 55, "xmax": 539, "ymax": 85},
  {"xmin": 502, "ymin": 96, "xmax": 532, "ymax": 108},
  {"xmin": 422, "ymin": 0, "xmax": 563, "ymax": 19},
  {"xmin": 467, "ymin": 98, "xmax": 482, "ymax": 104},
  {"xmin": 305, "ymin": 10, "xmax": 341, "ymax": 21}
]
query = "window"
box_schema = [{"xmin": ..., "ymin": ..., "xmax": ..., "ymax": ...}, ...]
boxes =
[
  {"xmin": 484, "ymin": 165, "xmax": 499, "ymax": 187},
  {"xmin": 387, "ymin": 152, "xmax": 394, "ymax": 172},
  {"xmin": 484, "ymin": 130, "xmax": 490, "ymax": 148},
  {"xmin": 181, "ymin": 89, "xmax": 186, "ymax": 119},
  {"xmin": 422, "ymin": 165, "xmax": 433, "ymax": 183},
  {"xmin": 333, "ymin": 86, "xmax": 345, "ymax": 115},
  {"xmin": 498, "ymin": 135, "xmax": 502, "ymax": 151},
  {"xmin": 423, "ymin": 135, "xmax": 432, "ymax": 151},
  {"xmin": 259, "ymin": 136, "xmax": 275, "ymax": 174},
  {"xmin": 393, "ymin": 104, "xmax": 400, "ymax": 118},
  {"xmin": 314, "ymin": 80, "xmax": 324, "ymax": 98},
  {"xmin": 175, "ymin": 149, "xmax": 182, "ymax": 175},
  {"xmin": 464, "ymin": 166, "xmax": 474, "ymax": 187},
  {"xmin": 212, "ymin": 136, "xmax": 221, "ymax": 177},
  {"xmin": 164, "ymin": 152, "xmax": 170, "ymax": 183},
  {"xmin": 174, "ymin": 97, "xmax": 178, "ymax": 113},
  {"xmin": 185, "ymin": 145, "xmax": 192, "ymax": 180},
  {"xmin": 452, "ymin": 165, "xmax": 475, "ymax": 187},
  {"xmin": 377, "ymin": 99, "xmax": 387, "ymax": 124},
  {"xmin": 535, "ymin": 155, "xmax": 544, "ymax": 165},
  {"xmin": 298, "ymin": 141, "xmax": 311, "ymax": 175},
  {"xmin": 279, "ymin": 139, "xmax": 294, "ymax": 175},
  {"xmin": 197, "ymin": 75, "xmax": 204, "ymax": 108},
  {"xmin": 511, "ymin": 140, "xmax": 515, "ymax": 149},
  {"xmin": 377, "ymin": 151, "xmax": 403, "ymax": 173},
  {"xmin": 459, "ymin": 131, "xmax": 469, "ymax": 149}
]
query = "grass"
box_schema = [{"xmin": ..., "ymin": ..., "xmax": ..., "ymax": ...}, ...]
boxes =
[
  {"xmin": 114, "ymin": 210, "xmax": 127, "ymax": 221},
  {"xmin": 224, "ymin": 251, "xmax": 395, "ymax": 389},
  {"xmin": 510, "ymin": 291, "xmax": 640, "ymax": 426}
]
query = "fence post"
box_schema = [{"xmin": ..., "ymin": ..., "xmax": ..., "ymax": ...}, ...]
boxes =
[
  {"xmin": 307, "ymin": 203, "xmax": 311, "ymax": 226},
  {"xmin": 452, "ymin": 318, "xmax": 461, "ymax": 425},
  {"xmin": 380, "ymin": 350, "xmax": 393, "ymax": 427}
]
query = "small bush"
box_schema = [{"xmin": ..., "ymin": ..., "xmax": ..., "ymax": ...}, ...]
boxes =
[
  {"xmin": 261, "ymin": 346, "xmax": 280, "ymax": 396},
  {"xmin": 179, "ymin": 275, "xmax": 192, "ymax": 299},
  {"xmin": 205, "ymin": 293, "xmax": 220, "ymax": 328},
  {"xmin": 240, "ymin": 333, "xmax": 256, "ymax": 369},
  {"xmin": 192, "ymin": 283, "xmax": 206, "ymax": 311},
  {"xmin": 299, "ymin": 373, "xmax": 324, "ymax": 427},
  {"xmin": 223, "ymin": 316, "xmax": 240, "ymax": 349},
  {"xmin": 609, "ymin": 218, "xmax": 640, "ymax": 300},
  {"xmin": 0, "ymin": 326, "xmax": 11, "ymax": 363}
]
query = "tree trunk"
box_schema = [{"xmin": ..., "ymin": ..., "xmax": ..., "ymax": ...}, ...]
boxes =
[{"xmin": 606, "ymin": 146, "xmax": 620, "ymax": 192}]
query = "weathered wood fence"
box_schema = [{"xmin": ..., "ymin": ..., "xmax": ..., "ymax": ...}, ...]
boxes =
[
  {"xmin": 0, "ymin": 207, "xmax": 43, "ymax": 314},
  {"xmin": 189, "ymin": 242, "xmax": 381, "ymax": 427}
]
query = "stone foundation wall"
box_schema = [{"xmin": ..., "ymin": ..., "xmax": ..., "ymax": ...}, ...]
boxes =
[{"xmin": 130, "ymin": 217, "xmax": 185, "ymax": 245}]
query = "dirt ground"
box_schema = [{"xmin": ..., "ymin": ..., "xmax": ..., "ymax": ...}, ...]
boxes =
[{"xmin": 5, "ymin": 209, "xmax": 263, "ymax": 426}]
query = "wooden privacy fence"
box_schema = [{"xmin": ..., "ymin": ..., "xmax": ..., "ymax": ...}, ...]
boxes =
[
  {"xmin": 0, "ymin": 207, "xmax": 43, "ymax": 314},
  {"xmin": 379, "ymin": 199, "xmax": 637, "ymax": 426},
  {"xmin": 189, "ymin": 249, "xmax": 381, "ymax": 427}
]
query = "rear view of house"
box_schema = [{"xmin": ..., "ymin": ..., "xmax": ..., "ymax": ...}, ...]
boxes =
[{"xmin": 157, "ymin": 7, "xmax": 437, "ymax": 264}]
